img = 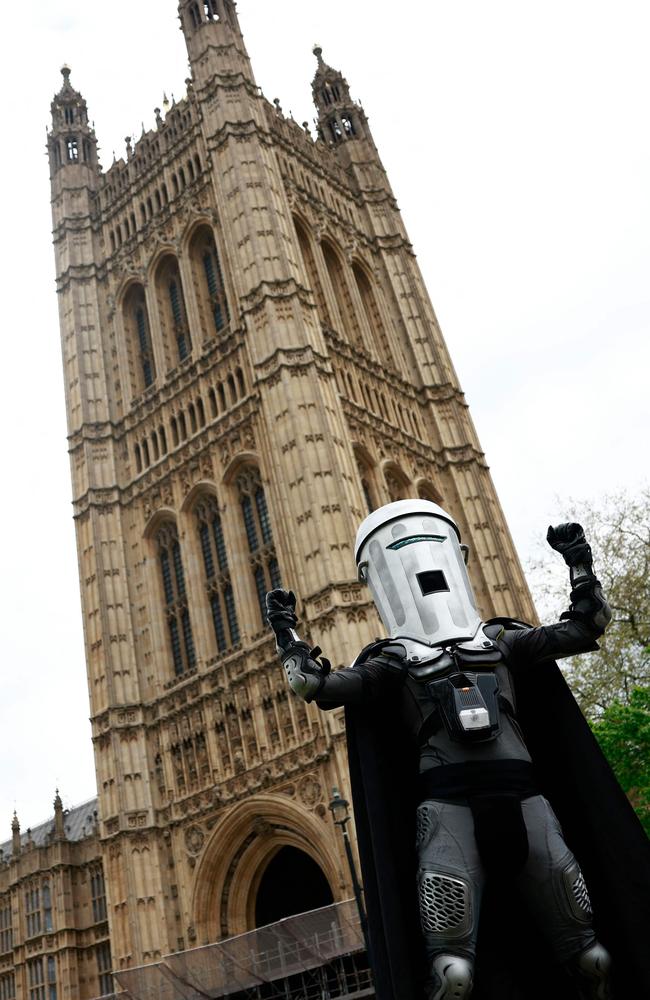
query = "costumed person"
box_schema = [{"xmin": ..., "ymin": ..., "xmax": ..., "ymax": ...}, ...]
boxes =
[{"xmin": 266, "ymin": 500, "xmax": 650, "ymax": 1000}]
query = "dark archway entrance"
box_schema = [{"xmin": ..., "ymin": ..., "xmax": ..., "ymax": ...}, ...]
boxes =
[{"xmin": 255, "ymin": 846, "xmax": 334, "ymax": 927}]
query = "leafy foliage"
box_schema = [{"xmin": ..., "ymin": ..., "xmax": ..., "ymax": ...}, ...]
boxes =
[
  {"xmin": 591, "ymin": 687, "xmax": 650, "ymax": 836},
  {"xmin": 528, "ymin": 487, "xmax": 650, "ymax": 718}
]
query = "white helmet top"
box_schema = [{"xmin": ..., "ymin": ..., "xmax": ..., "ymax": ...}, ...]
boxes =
[{"xmin": 355, "ymin": 499, "xmax": 480, "ymax": 646}]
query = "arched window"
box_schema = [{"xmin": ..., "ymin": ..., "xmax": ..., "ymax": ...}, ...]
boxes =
[
  {"xmin": 189, "ymin": 226, "xmax": 230, "ymax": 337},
  {"xmin": 293, "ymin": 217, "xmax": 331, "ymax": 327},
  {"xmin": 352, "ymin": 261, "xmax": 394, "ymax": 369},
  {"xmin": 385, "ymin": 466, "xmax": 410, "ymax": 502},
  {"xmin": 156, "ymin": 523, "xmax": 196, "ymax": 677},
  {"xmin": 236, "ymin": 469, "xmax": 282, "ymax": 627},
  {"xmin": 195, "ymin": 496, "xmax": 239, "ymax": 653},
  {"xmin": 169, "ymin": 280, "xmax": 190, "ymax": 360},
  {"xmin": 154, "ymin": 255, "xmax": 192, "ymax": 367},
  {"xmin": 355, "ymin": 449, "xmax": 377, "ymax": 514},
  {"xmin": 131, "ymin": 297, "xmax": 156, "ymax": 389},
  {"xmin": 321, "ymin": 239, "xmax": 362, "ymax": 348},
  {"xmin": 417, "ymin": 482, "xmax": 443, "ymax": 505}
]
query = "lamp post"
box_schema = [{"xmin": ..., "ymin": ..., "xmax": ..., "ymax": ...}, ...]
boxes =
[{"xmin": 329, "ymin": 787, "xmax": 370, "ymax": 956}]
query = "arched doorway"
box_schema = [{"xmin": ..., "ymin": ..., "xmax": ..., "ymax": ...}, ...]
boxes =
[{"xmin": 255, "ymin": 846, "xmax": 334, "ymax": 927}]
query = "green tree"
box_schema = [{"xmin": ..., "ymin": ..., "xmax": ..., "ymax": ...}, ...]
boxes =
[
  {"xmin": 528, "ymin": 486, "xmax": 650, "ymax": 718},
  {"xmin": 590, "ymin": 687, "xmax": 650, "ymax": 836},
  {"xmin": 527, "ymin": 487, "xmax": 650, "ymax": 831}
]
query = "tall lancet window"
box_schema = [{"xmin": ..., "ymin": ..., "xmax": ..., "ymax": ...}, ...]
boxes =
[
  {"xmin": 353, "ymin": 261, "xmax": 394, "ymax": 369},
  {"xmin": 155, "ymin": 255, "xmax": 192, "ymax": 367},
  {"xmin": 190, "ymin": 226, "xmax": 230, "ymax": 338},
  {"xmin": 203, "ymin": 0, "xmax": 219, "ymax": 20},
  {"xmin": 195, "ymin": 496, "xmax": 240, "ymax": 653},
  {"xmin": 293, "ymin": 217, "xmax": 331, "ymax": 327},
  {"xmin": 169, "ymin": 279, "xmax": 190, "ymax": 361},
  {"xmin": 156, "ymin": 523, "xmax": 196, "ymax": 677},
  {"xmin": 237, "ymin": 469, "xmax": 282, "ymax": 627},
  {"xmin": 321, "ymin": 239, "xmax": 363, "ymax": 349},
  {"xmin": 123, "ymin": 285, "xmax": 156, "ymax": 394}
]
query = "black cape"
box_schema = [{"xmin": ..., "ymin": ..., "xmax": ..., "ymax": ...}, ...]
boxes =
[{"xmin": 345, "ymin": 641, "xmax": 650, "ymax": 999}]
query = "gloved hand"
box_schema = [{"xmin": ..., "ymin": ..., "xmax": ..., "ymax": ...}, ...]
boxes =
[
  {"xmin": 546, "ymin": 523, "xmax": 593, "ymax": 569},
  {"xmin": 265, "ymin": 588, "xmax": 298, "ymax": 634},
  {"xmin": 281, "ymin": 642, "xmax": 331, "ymax": 702}
]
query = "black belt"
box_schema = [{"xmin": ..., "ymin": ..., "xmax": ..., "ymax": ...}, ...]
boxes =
[{"xmin": 418, "ymin": 759, "xmax": 539, "ymax": 803}]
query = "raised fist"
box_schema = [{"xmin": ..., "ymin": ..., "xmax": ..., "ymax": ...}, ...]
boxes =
[
  {"xmin": 546, "ymin": 523, "xmax": 592, "ymax": 569},
  {"xmin": 265, "ymin": 588, "xmax": 298, "ymax": 632}
]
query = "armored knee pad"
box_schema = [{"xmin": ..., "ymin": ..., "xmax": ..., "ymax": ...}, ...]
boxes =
[
  {"xmin": 426, "ymin": 954, "xmax": 473, "ymax": 999},
  {"xmin": 568, "ymin": 941, "xmax": 613, "ymax": 1000}
]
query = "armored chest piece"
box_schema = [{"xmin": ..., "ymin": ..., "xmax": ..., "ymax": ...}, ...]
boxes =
[{"xmin": 429, "ymin": 670, "xmax": 501, "ymax": 742}]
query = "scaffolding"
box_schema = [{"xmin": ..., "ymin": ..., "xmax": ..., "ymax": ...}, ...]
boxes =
[{"xmin": 114, "ymin": 900, "xmax": 373, "ymax": 1000}]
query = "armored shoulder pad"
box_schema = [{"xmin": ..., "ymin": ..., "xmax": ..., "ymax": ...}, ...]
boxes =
[
  {"xmin": 484, "ymin": 616, "xmax": 534, "ymax": 642},
  {"xmin": 351, "ymin": 638, "xmax": 407, "ymax": 675}
]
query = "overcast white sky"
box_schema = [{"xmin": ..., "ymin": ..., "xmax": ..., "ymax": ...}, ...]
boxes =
[{"xmin": 0, "ymin": 0, "xmax": 647, "ymax": 831}]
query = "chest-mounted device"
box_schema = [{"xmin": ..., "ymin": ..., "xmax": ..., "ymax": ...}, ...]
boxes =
[{"xmin": 428, "ymin": 671, "xmax": 501, "ymax": 743}]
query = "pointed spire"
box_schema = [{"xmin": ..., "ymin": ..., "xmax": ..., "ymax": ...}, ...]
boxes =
[
  {"xmin": 11, "ymin": 812, "xmax": 20, "ymax": 854},
  {"xmin": 53, "ymin": 790, "xmax": 66, "ymax": 840}
]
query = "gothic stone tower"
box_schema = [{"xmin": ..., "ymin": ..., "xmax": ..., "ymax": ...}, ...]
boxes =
[{"xmin": 48, "ymin": 0, "xmax": 535, "ymax": 975}]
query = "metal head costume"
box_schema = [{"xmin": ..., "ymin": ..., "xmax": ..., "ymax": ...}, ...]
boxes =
[{"xmin": 266, "ymin": 501, "xmax": 650, "ymax": 1000}]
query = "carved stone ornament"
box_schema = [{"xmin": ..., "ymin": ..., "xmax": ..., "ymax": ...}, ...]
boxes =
[
  {"xmin": 297, "ymin": 775, "xmax": 323, "ymax": 809},
  {"xmin": 184, "ymin": 825, "xmax": 205, "ymax": 855}
]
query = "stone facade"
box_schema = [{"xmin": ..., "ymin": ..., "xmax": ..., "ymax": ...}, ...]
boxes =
[
  {"xmin": 18, "ymin": 0, "xmax": 538, "ymax": 996},
  {"xmin": 0, "ymin": 797, "xmax": 110, "ymax": 1000}
]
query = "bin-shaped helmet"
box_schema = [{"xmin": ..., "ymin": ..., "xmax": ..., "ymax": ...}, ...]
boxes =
[{"xmin": 355, "ymin": 499, "xmax": 481, "ymax": 645}]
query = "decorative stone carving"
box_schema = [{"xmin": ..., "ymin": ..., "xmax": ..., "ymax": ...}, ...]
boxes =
[
  {"xmin": 297, "ymin": 775, "xmax": 323, "ymax": 809},
  {"xmin": 184, "ymin": 825, "xmax": 205, "ymax": 855}
]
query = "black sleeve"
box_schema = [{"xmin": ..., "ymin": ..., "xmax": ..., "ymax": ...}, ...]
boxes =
[
  {"xmin": 497, "ymin": 619, "xmax": 601, "ymax": 670},
  {"xmin": 315, "ymin": 654, "xmax": 406, "ymax": 708}
]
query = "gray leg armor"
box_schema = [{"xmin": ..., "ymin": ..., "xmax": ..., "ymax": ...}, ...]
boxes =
[
  {"xmin": 416, "ymin": 801, "xmax": 483, "ymax": 998},
  {"xmin": 568, "ymin": 942, "xmax": 613, "ymax": 1000},
  {"xmin": 416, "ymin": 796, "xmax": 613, "ymax": 1000}
]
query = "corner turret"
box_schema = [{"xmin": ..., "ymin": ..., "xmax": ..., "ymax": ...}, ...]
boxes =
[
  {"xmin": 47, "ymin": 66, "xmax": 99, "ymax": 179},
  {"xmin": 312, "ymin": 46, "xmax": 371, "ymax": 146}
]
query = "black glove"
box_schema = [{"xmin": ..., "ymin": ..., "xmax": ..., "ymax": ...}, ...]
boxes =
[
  {"xmin": 265, "ymin": 588, "xmax": 298, "ymax": 633},
  {"xmin": 546, "ymin": 522, "xmax": 593, "ymax": 569}
]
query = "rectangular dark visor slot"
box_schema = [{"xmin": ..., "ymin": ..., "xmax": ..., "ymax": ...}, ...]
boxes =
[{"xmin": 417, "ymin": 570, "xmax": 449, "ymax": 596}]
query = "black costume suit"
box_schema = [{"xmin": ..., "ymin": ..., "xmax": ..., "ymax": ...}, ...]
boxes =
[{"xmin": 314, "ymin": 617, "xmax": 650, "ymax": 999}]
